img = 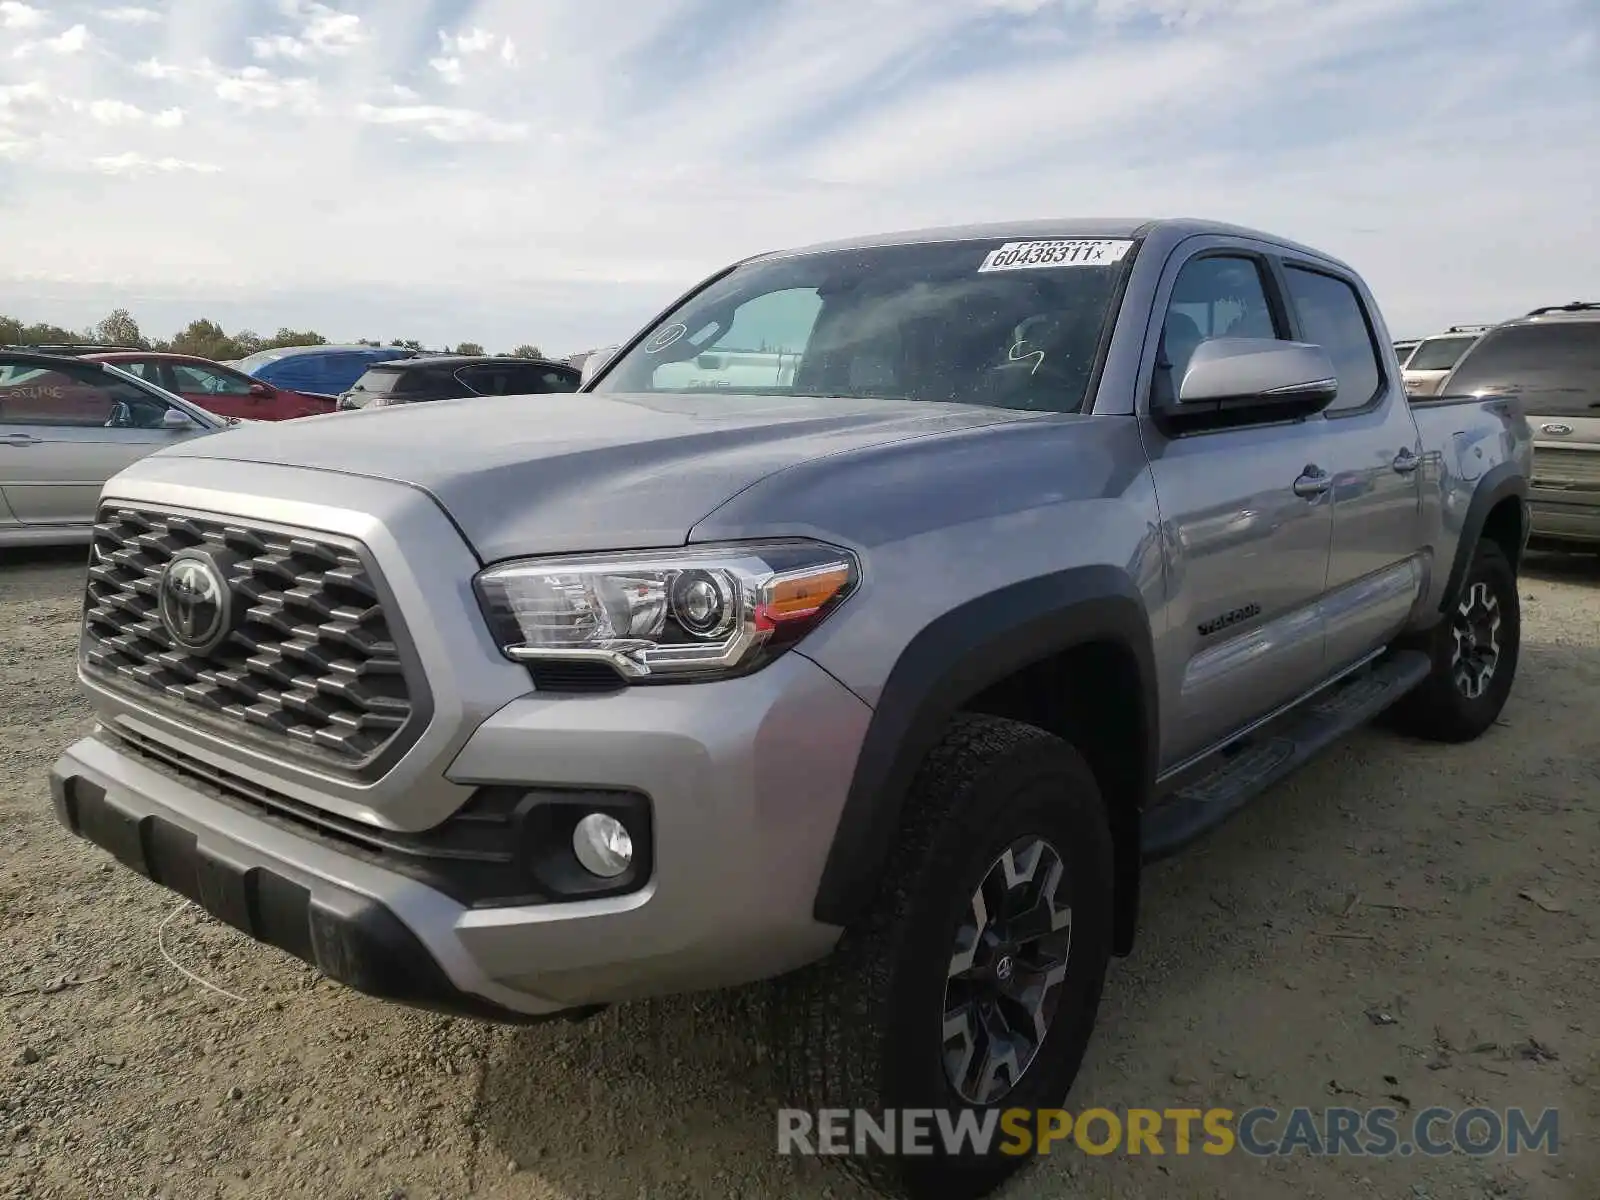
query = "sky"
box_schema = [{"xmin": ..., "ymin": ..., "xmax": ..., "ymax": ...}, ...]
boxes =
[{"xmin": 0, "ymin": 0, "xmax": 1595, "ymax": 356}]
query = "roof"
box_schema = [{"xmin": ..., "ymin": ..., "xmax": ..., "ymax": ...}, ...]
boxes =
[
  {"xmin": 254, "ymin": 343, "xmax": 415, "ymax": 359},
  {"xmin": 1, "ymin": 342, "xmax": 139, "ymax": 356},
  {"xmin": 85, "ymin": 350, "xmax": 238, "ymax": 367},
  {"xmin": 748, "ymin": 217, "xmax": 1344, "ymax": 268},
  {"xmin": 0, "ymin": 348, "xmax": 117, "ymax": 369},
  {"xmin": 1508, "ymin": 301, "xmax": 1600, "ymax": 325},
  {"xmin": 368, "ymin": 354, "xmax": 575, "ymax": 371}
]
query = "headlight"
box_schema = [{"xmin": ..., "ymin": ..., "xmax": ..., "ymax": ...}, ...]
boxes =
[{"xmin": 474, "ymin": 540, "xmax": 859, "ymax": 683}]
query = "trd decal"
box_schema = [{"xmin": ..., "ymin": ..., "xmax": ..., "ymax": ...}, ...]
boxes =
[{"xmin": 1197, "ymin": 602, "xmax": 1262, "ymax": 637}]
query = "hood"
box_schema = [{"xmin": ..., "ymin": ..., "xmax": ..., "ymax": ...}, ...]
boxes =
[{"xmin": 158, "ymin": 391, "xmax": 1026, "ymax": 561}]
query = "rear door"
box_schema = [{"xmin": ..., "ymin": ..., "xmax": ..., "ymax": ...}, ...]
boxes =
[
  {"xmin": 1280, "ymin": 261, "xmax": 1427, "ymax": 671},
  {"xmin": 0, "ymin": 361, "xmax": 208, "ymax": 525}
]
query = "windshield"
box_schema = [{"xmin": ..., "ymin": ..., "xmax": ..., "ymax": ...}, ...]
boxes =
[
  {"xmin": 593, "ymin": 236, "xmax": 1135, "ymax": 412},
  {"xmin": 1405, "ymin": 335, "xmax": 1477, "ymax": 372},
  {"xmin": 1445, "ymin": 322, "xmax": 1600, "ymax": 416}
]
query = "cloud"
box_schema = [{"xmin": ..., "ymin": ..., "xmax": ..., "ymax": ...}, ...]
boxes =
[
  {"xmin": 0, "ymin": 1, "xmax": 43, "ymax": 31},
  {"xmin": 250, "ymin": 1, "xmax": 362, "ymax": 61},
  {"xmin": 0, "ymin": 0, "xmax": 1593, "ymax": 355},
  {"xmin": 432, "ymin": 25, "xmax": 516, "ymax": 77},
  {"xmin": 80, "ymin": 99, "xmax": 184, "ymax": 127},
  {"xmin": 0, "ymin": 79, "xmax": 50, "ymax": 111},
  {"xmin": 92, "ymin": 151, "xmax": 221, "ymax": 175},
  {"xmin": 13, "ymin": 22, "xmax": 90, "ymax": 57},
  {"xmin": 133, "ymin": 58, "xmax": 321, "ymax": 113},
  {"xmin": 354, "ymin": 102, "xmax": 527, "ymax": 143},
  {"xmin": 100, "ymin": 6, "xmax": 162, "ymax": 23}
]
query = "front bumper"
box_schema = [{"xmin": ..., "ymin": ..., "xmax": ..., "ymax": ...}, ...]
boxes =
[
  {"xmin": 1528, "ymin": 490, "xmax": 1600, "ymax": 545},
  {"xmin": 51, "ymin": 650, "xmax": 872, "ymax": 1021}
]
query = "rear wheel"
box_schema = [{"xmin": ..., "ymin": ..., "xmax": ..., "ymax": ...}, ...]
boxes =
[
  {"xmin": 1387, "ymin": 540, "xmax": 1519, "ymax": 742},
  {"xmin": 775, "ymin": 714, "xmax": 1114, "ymax": 1199}
]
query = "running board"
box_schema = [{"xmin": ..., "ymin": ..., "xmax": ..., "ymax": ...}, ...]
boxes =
[{"xmin": 1140, "ymin": 650, "xmax": 1431, "ymax": 861}]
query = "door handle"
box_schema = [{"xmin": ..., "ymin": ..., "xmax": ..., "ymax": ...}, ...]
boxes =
[
  {"xmin": 1392, "ymin": 447, "xmax": 1420, "ymax": 474},
  {"xmin": 1293, "ymin": 464, "xmax": 1331, "ymax": 498},
  {"xmin": 1, "ymin": 433, "xmax": 42, "ymax": 446}
]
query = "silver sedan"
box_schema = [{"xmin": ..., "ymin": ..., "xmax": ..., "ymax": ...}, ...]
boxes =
[{"xmin": 1, "ymin": 351, "xmax": 233, "ymax": 547}]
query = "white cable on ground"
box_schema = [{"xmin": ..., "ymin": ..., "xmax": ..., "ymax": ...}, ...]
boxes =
[{"xmin": 156, "ymin": 898, "xmax": 298, "ymax": 1006}]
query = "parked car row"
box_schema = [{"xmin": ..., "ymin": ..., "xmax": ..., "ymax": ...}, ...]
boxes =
[
  {"xmin": 1397, "ymin": 302, "xmax": 1599, "ymax": 549},
  {"xmin": 1398, "ymin": 324, "xmax": 1492, "ymax": 397}
]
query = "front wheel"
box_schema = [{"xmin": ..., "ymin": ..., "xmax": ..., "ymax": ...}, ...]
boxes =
[
  {"xmin": 1387, "ymin": 539, "xmax": 1520, "ymax": 742},
  {"xmin": 775, "ymin": 715, "xmax": 1114, "ymax": 1199}
]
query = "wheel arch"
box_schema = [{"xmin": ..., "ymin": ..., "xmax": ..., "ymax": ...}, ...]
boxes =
[
  {"xmin": 811, "ymin": 565, "xmax": 1158, "ymax": 955},
  {"xmin": 1440, "ymin": 463, "xmax": 1528, "ymax": 614}
]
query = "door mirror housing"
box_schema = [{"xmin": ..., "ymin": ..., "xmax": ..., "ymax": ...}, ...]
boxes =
[
  {"xmin": 161, "ymin": 408, "xmax": 198, "ymax": 431},
  {"xmin": 1154, "ymin": 338, "xmax": 1339, "ymax": 432},
  {"xmin": 248, "ymin": 382, "xmax": 272, "ymax": 398},
  {"xmin": 579, "ymin": 346, "xmax": 619, "ymax": 388}
]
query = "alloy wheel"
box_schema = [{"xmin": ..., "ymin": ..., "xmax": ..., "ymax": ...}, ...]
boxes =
[
  {"xmin": 1450, "ymin": 580, "xmax": 1502, "ymax": 700},
  {"xmin": 942, "ymin": 836, "xmax": 1073, "ymax": 1105}
]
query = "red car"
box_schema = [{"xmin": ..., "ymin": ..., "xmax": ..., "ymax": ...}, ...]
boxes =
[{"xmin": 84, "ymin": 352, "xmax": 336, "ymax": 421}]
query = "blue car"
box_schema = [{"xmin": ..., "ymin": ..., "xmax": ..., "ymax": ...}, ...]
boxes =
[{"xmin": 235, "ymin": 345, "xmax": 421, "ymax": 399}]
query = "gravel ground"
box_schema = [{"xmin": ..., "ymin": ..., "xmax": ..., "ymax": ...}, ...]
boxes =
[{"xmin": 2, "ymin": 546, "xmax": 1597, "ymax": 1200}]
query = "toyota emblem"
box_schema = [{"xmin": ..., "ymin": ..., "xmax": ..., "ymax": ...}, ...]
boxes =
[
  {"xmin": 158, "ymin": 551, "xmax": 234, "ymax": 655},
  {"xmin": 1541, "ymin": 423, "xmax": 1573, "ymax": 436}
]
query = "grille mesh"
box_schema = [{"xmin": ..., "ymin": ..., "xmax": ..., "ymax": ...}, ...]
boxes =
[
  {"xmin": 1532, "ymin": 447, "xmax": 1600, "ymax": 487},
  {"xmin": 82, "ymin": 506, "xmax": 421, "ymax": 770}
]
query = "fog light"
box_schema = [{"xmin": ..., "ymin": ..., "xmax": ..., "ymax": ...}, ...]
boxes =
[{"xmin": 572, "ymin": 813, "xmax": 633, "ymax": 878}]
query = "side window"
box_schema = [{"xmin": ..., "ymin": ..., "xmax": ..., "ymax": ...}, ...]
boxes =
[
  {"xmin": 1283, "ymin": 266, "xmax": 1382, "ymax": 412},
  {"xmin": 173, "ymin": 364, "xmax": 253, "ymax": 395},
  {"xmin": 116, "ymin": 360, "xmax": 157, "ymax": 381},
  {"xmin": 508, "ymin": 366, "xmax": 578, "ymax": 393},
  {"xmin": 0, "ymin": 363, "xmax": 171, "ymax": 427},
  {"xmin": 651, "ymin": 288, "xmax": 821, "ymax": 391},
  {"xmin": 1160, "ymin": 255, "xmax": 1280, "ymax": 385},
  {"xmin": 455, "ymin": 366, "xmax": 507, "ymax": 395}
]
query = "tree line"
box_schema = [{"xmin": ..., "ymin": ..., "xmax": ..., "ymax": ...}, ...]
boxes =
[{"xmin": 1, "ymin": 309, "xmax": 544, "ymax": 362}]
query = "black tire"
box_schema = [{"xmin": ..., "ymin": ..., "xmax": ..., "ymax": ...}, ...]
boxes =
[
  {"xmin": 774, "ymin": 714, "xmax": 1114, "ymax": 1199},
  {"xmin": 1386, "ymin": 540, "xmax": 1519, "ymax": 743}
]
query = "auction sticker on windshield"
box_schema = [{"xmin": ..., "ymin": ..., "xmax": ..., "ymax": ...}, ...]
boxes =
[{"xmin": 979, "ymin": 240, "xmax": 1133, "ymax": 272}]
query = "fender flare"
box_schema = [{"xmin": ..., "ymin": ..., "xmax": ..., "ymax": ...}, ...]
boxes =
[
  {"xmin": 1439, "ymin": 463, "xmax": 1527, "ymax": 613},
  {"xmin": 811, "ymin": 564, "xmax": 1159, "ymax": 929}
]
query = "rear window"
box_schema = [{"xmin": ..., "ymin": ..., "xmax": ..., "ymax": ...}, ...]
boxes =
[
  {"xmin": 1445, "ymin": 322, "xmax": 1600, "ymax": 416},
  {"xmin": 235, "ymin": 347, "xmax": 294, "ymax": 373},
  {"xmin": 349, "ymin": 368, "xmax": 405, "ymax": 393},
  {"xmin": 1405, "ymin": 335, "xmax": 1477, "ymax": 371}
]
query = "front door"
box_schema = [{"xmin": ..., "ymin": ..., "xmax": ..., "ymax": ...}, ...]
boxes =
[
  {"xmin": 1142, "ymin": 248, "xmax": 1335, "ymax": 769},
  {"xmin": 0, "ymin": 360, "xmax": 200, "ymax": 525}
]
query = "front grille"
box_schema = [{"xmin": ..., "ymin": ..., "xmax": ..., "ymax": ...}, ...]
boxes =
[
  {"xmin": 1532, "ymin": 447, "xmax": 1600, "ymax": 488},
  {"xmin": 82, "ymin": 505, "xmax": 425, "ymax": 774}
]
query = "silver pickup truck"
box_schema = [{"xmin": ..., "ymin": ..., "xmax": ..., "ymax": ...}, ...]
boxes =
[{"xmin": 51, "ymin": 218, "xmax": 1530, "ymax": 1199}]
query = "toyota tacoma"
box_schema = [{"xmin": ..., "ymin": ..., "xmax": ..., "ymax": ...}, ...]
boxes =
[{"xmin": 51, "ymin": 218, "xmax": 1531, "ymax": 1198}]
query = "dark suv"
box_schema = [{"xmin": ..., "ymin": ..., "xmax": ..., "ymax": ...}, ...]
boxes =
[
  {"xmin": 337, "ymin": 355, "xmax": 580, "ymax": 410},
  {"xmin": 1440, "ymin": 301, "xmax": 1600, "ymax": 549}
]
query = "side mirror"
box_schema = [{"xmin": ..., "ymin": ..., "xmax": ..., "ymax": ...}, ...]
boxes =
[
  {"xmin": 1154, "ymin": 338, "xmax": 1338, "ymax": 432},
  {"xmin": 579, "ymin": 346, "xmax": 619, "ymax": 387},
  {"xmin": 161, "ymin": 408, "xmax": 198, "ymax": 431},
  {"xmin": 248, "ymin": 382, "xmax": 271, "ymax": 398}
]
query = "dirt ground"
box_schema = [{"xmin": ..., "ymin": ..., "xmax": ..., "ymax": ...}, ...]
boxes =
[{"xmin": 2, "ymin": 546, "xmax": 1597, "ymax": 1200}]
